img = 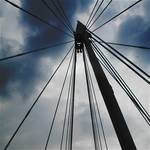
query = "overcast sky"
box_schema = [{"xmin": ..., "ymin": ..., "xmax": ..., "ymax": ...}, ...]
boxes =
[{"xmin": 0, "ymin": 0, "xmax": 150, "ymax": 150}]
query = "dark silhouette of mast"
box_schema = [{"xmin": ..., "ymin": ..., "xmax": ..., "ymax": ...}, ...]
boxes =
[{"xmin": 74, "ymin": 21, "xmax": 137, "ymax": 150}]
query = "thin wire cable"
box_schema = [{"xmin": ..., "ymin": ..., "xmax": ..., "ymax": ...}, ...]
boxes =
[
  {"xmin": 60, "ymin": 55, "xmax": 74, "ymax": 150},
  {"xmin": 4, "ymin": 0, "xmax": 73, "ymax": 38},
  {"xmin": 92, "ymin": 42, "xmax": 150, "ymax": 125},
  {"xmin": 90, "ymin": 35, "xmax": 150, "ymax": 84},
  {"xmin": 85, "ymin": 49, "xmax": 108, "ymax": 150},
  {"xmin": 86, "ymin": 0, "xmax": 100, "ymax": 26},
  {"xmin": 87, "ymin": 0, "xmax": 104, "ymax": 28},
  {"xmin": 3, "ymin": 44, "xmax": 74, "ymax": 150},
  {"xmin": 84, "ymin": 50, "xmax": 103, "ymax": 150},
  {"xmin": 56, "ymin": 0, "xmax": 74, "ymax": 32},
  {"xmin": 83, "ymin": 48, "xmax": 99, "ymax": 150},
  {"xmin": 44, "ymin": 46, "xmax": 74, "ymax": 150},
  {"xmin": 41, "ymin": 0, "xmax": 73, "ymax": 34},
  {"xmin": 88, "ymin": 0, "xmax": 112, "ymax": 29},
  {"xmin": 94, "ymin": 45, "xmax": 150, "ymax": 125},
  {"xmin": 0, "ymin": 40, "xmax": 74, "ymax": 62},
  {"xmin": 92, "ymin": 0, "xmax": 143, "ymax": 32},
  {"xmin": 94, "ymin": 50, "xmax": 150, "ymax": 126},
  {"xmin": 68, "ymin": 49, "xmax": 76, "ymax": 150}
]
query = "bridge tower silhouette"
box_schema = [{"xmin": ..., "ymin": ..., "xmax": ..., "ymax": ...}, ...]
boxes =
[{"xmin": 1, "ymin": 0, "xmax": 150, "ymax": 150}]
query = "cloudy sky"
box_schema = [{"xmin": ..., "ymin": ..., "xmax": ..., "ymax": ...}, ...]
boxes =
[{"xmin": 0, "ymin": 0, "xmax": 150, "ymax": 150}]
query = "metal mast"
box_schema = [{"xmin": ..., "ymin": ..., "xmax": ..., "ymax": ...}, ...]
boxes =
[{"xmin": 74, "ymin": 21, "xmax": 137, "ymax": 150}]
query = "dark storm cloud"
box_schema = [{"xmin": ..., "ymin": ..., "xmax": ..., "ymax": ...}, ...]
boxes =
[
  {"xmin": 0, "ymin": 0, "xmax": 92, "ymax": 100},
  {"xmin": 0, "ymin": 38, "xmax": 43, "ymax": 99}
]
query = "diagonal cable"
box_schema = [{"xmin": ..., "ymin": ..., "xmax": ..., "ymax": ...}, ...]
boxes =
[
  {"xmin": 85, "ymin": 49, "xmax": 108, "ymax": 150},
  {"xmin": 4, "ymin": 0, "xmax": 73, "ymax": 38},
  {"xmin": 83, "ymin": 48, "xmax": 99, "ymax": 150},
  {"xmin": 84, "ymin": 50, "xmax": 103, "ymax": 150},
  {"xmin": 94, "ymin": 50, "xmax": 150, "ymax": 126},
  {"xmin": 64, "ymin": 57, "xmax": 75, "ymax": 150},
  {"xmin": 92, "ymin": 0, "xmax": 143, "ymax": 32},
  {"xmin": 0, "ymin": 40, "xmax": 74, "ymax": 62},
  {"xmin": 68, "ymin": 48, "xmax": 76, "ymax": 150},
  {"xmin": 3, "ymin": 44, "xmax": 74, "ymax": 150},
  {"xmin": 60, "ymin": 57, "xmax": 74, "ymax": 150},
  {"xmin": 88, "ymin": 0, "xmax": 112, "ymax": 29}
]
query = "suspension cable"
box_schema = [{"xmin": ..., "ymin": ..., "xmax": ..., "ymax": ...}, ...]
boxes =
[
  {"xmin": 94, "ymin": 48, "xmax": 150, "ymax": 126},
  {"xmin": 0, "ymin": 40, "xmax": 74, "ymax": 62},
  {"xmin": 93, "ymin": 42, "xmax": 150, "ymax": 118},
  {"xmin": 83, "ymin": 48, "xmax": 99, "ymax": 150},
  {"xmin": 92, "ymin": 0, "xmax": 143, "ymax": 32},
  {"xmin": 4, "ymin": 0, "xmax": 73, "ymax": 38},
  {"xmin": 88, "ymin": 0, "xmax": 112, "ymax": 29},
  {"xmin": 3, "ymin": 44, "xmax": 74, "ymax": 150},
  {"xmin": 44, "ymin": 46, "xmax": 74, "ymax": 150},
  {"xmin": 41, "ymin": 0, "xmax": 73, "ymax": 34},
  {"xmin": 68, "ymin": 48, "xmax": 76, "ymax": 150},
  {"xmin": 84, "ymin": 50, "xmax": 103, "ymax": 150},
  {"xmin": 90, "ymin": 35, "xmax": 150, "ymax": 84},
  {"xmin": 85, "ymin": 49, "xmax": 109, "ymax": 150},
  {"xmin": 92, "ymin": 42, "xmax": 150, "ymax": 125},
  {"xmin": 87, "ymin": 0, "xmax": 104, "ymax": 28}
]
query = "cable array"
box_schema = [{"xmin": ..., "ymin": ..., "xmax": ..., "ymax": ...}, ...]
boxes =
[
  {"xmin": 83, "ymin": 48, "xmax": 100, "ymax": 150},
  {"xmin": 86, "ymin": 0, "xmax": 104, "ymax": 28},
  {"xmin": 3, "ymin": 44, "xmax": 74, "ymax": 150},
  {"xmin": 91, "ymin": 42, "xmax": 150, "ymax": 126},
  {"xmin": 44, "ymin": 46, "xmax": 75, "ymax": 150},
  {"xmin": 88, "ymin": 0, "xmax": 112, "ymax": 29},
  {"xmin": 92, "ymin": 0, "xmax": 143, "ymax": 32},
  {"xmin": 2, "ymin": 0, "xmax": 149, "ymax": 149},
  {"xmin": 89, "ymin": 32, "xmax": 150, "ymax": 84},
  {"xmin": 83, "ymin": 48, "xmax": 109, "ymax": 150}
]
